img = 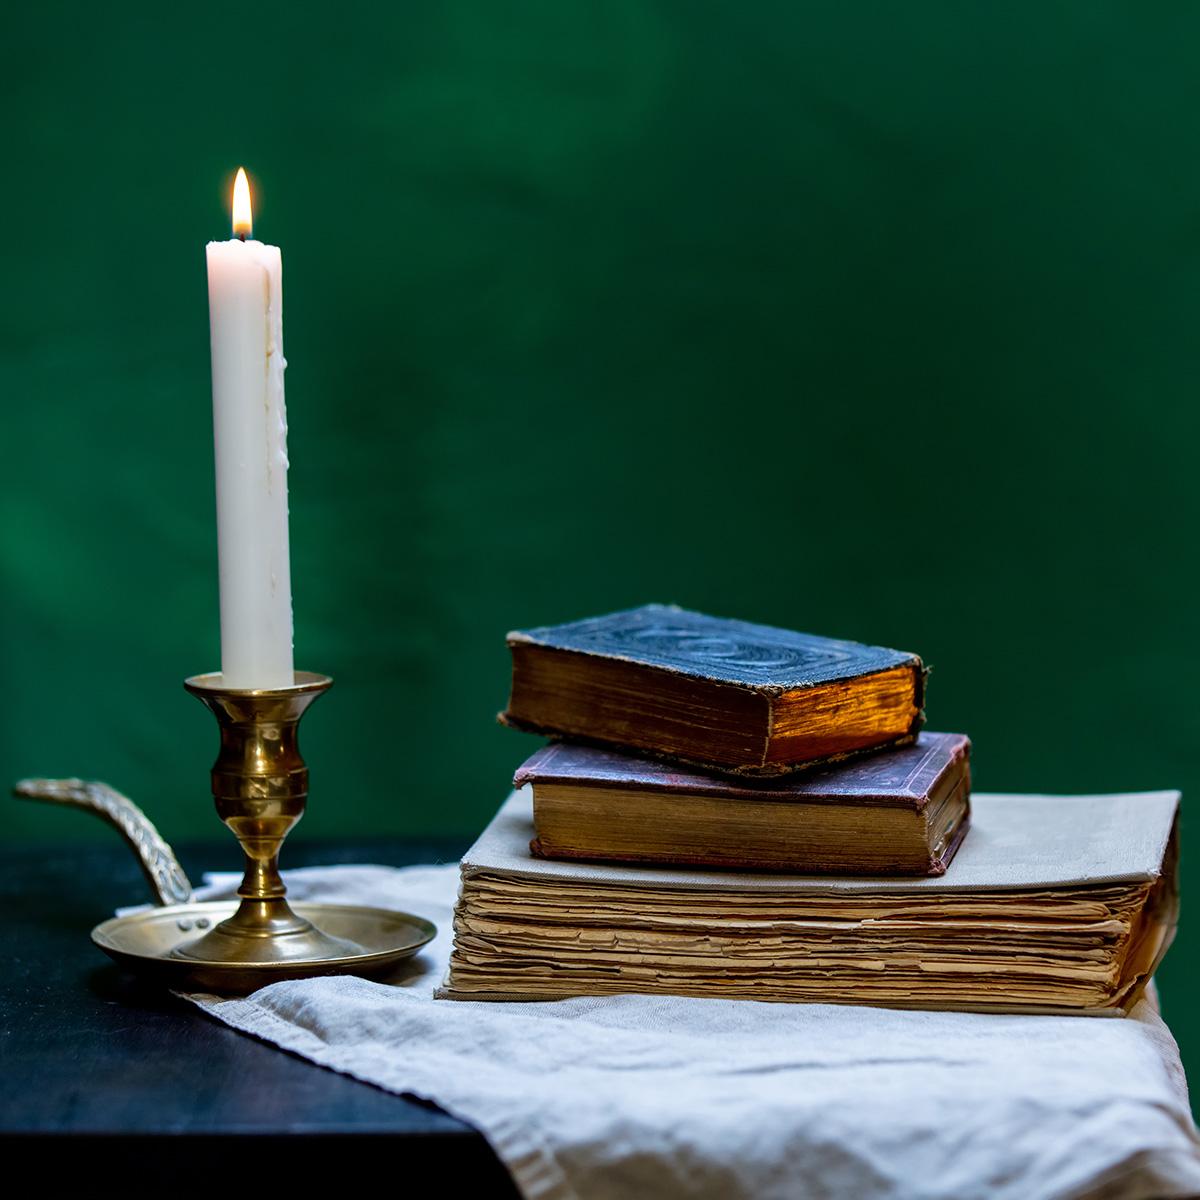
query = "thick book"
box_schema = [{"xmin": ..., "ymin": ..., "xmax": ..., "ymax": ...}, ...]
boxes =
[
  {"xmin": 517, "ymin": 733, "xmax": 971, "ymax": 876},
  {"xmin": 439, "ymin": 788, "xmax": 1179, "ymax": 1015},
  {"xmin": 500, "ymin": 604, "xmax": 926, "ymax": 776}
]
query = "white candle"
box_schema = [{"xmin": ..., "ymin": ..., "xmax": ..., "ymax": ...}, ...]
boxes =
[{"xmin": 205, "ymin": 167, "xmax": 294, "ymax": 688}]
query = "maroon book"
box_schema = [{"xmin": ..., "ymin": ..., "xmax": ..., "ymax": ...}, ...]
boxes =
[{"xmin": 516, "ymin": 733, "xmax": 971, "ymax": 876}]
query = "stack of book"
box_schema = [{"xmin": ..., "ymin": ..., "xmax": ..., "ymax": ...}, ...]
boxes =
[{"xmin": 441, "ymin": 605, "xmax": 1179, "ymax": 1015}]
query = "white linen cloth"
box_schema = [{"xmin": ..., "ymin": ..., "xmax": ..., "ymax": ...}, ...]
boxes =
[{"xmin": 182, "ymin": 863, "xmax": 1200, "ymax": 1200}]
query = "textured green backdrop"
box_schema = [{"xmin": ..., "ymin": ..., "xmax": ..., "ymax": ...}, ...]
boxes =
[{"xmin": 3, "ymin": 0, "xmax": 1197, "ymax": 1086}]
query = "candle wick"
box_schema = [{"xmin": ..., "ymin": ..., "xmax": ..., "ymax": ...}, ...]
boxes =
[{"xmin": 238, "ymin": 232, "xmax": 247, "ymax": 243}]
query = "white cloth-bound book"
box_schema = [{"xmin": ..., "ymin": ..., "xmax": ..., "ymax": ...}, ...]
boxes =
[{"xmin": 439, "ymin": 789, "xmax": 1180, "ymax": 1014}]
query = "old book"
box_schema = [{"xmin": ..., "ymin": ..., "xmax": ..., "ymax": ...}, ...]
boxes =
[
  {"xmin": 439, "ymin": 788, "xmax": 1179, "ymax": 1015},
  {"xmin": 518, "ymin": 733, "xmax": 971, "ymax": 876},
  {"xmin": 500, "ymin": 604, "xmax": 926, "ymax": 776}
]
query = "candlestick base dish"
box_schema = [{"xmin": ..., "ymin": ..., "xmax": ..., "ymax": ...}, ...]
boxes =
[{"xmin": 92, "ymin": 901, "xmax": 436, "ymax": 993}]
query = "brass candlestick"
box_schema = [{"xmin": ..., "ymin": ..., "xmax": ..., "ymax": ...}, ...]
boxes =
[
  {"xmin": 14, "ymin": 669, "xmax": 436, "ymax": 993},
  {"xmin": 178, "ymin": 671, "xmax": 358, "ymax": 964}
]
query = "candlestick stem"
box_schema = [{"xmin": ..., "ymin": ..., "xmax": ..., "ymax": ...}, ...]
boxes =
[{"xmin": 178, "ymin": 671, "xmax": 361, "ymax": 964}]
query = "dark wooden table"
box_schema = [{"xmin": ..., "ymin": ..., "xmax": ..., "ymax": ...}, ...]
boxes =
[{"xmin": 0, "ymin": 836, "xmax": 520, "ymax": 1192}]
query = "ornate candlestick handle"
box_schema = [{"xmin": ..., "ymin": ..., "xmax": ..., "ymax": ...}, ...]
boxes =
[
  {"xmin": 179, "ymin": 671, "xmax": 361, "ymax": 964},
  {"xmin": 13, "ymin": 777, "xmax": 193, "ymax": 907}
]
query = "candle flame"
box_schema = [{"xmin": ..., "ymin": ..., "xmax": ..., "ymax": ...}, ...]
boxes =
[{"xmin": 232, "ymin": 167, "xmax": 252, "ymax": 239}]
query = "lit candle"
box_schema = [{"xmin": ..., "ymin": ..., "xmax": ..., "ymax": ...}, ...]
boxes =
[{"xmin": 205, "ymin": 168, "xmax": 294, "ymax": 688}]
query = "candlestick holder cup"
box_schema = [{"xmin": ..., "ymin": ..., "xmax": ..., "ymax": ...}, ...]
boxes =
[{"xmin": 14, "ymin": 671, "xmax": 436, "ymax": 993}]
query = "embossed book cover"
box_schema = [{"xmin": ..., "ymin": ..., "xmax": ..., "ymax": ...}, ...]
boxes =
[
  {"xmin": 517, "ymin": 734, "xmax": 970, "ymax": 875},
  {"xmin": 500, "ymin": 604, "xmax": 926, "ymax": 776}
]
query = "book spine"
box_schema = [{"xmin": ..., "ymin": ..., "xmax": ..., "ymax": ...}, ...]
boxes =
[{"xmin": 528, "ymin": 837, "xmax": 943, "ymax": 877}]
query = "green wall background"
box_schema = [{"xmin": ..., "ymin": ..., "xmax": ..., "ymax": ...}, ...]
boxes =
[{"xmin": 4, "ymin": 0, "xmax": 1198, "ymax": 1084}]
